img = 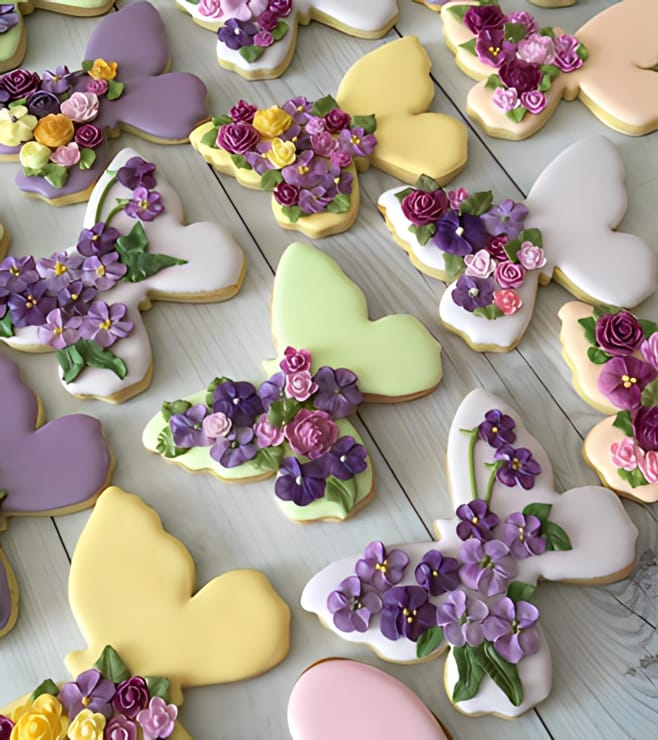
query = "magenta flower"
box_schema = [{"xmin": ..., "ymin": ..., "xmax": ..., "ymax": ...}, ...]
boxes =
[
  {"xmin": 312, "ymin": 366, "xmax": 362, "ymax": 418},
  {"xmin": 482, "ymin": 597, "xmax": 540, "ymax": 664},
  {"xmin": 595, "ymin": 311, "xmax": 644, "ymax": 356},
  {"xmin": 217, "ymin": 121, "xmax": 260, "ymax": 155},
  {"xmin": 105, "ymin": 715, "xmax": 138, "ymax": 740},
  {"xmin": 212, "ymin": 380, "xmax": 263, "ymax": 426},
  {"xmin": 356, "ymin": 541, "xmax": 409, "ymax": 593},
  {"xmin": 498, "ymin": 58, "xmax": 542, "ymax": 95},
  {"xmin": 641, "ymin": 334, "xmax": 658, "ymax": 370},
  {"xmin": 495, "ymin": 260, "xmax": 525, "ymax": 289},
  {"xmin": 136, "ymin": 696, "xmax": 178, "ymax": 740},
  {"xmin": 463, "ymin": 5, "xmax": 505, "ymax": 34},
  {"xmin": 79, "ymin": 301, "xmax": 133, "ymax": 348},
  {"xmin": 280, "ymin": 346, "xmax": 312, "ymax": 374},
  {"xmin": 494, "ymin": 444, "xmax": 541, "ymax": 489},
  {"xmin": 116, "ymin": 156, "xmax": 157, "ymax": 190},
  {"xmin": 323, "ymin": 108, "xmax": 351, "ymax": 133},
  {"xmin": 507, "ymin": 11, "xmax": 537, "ymax": 34},
  {"xmin": 0, "ymin": 715, "xmax": 14, "ymax": 740},
  {"xmin": 284, "ymin": 408, "xmax": 338, "ymax": 459},
  {"xmin": 58, "ymin": 668, "xmax": 115, "ymax": 719},
  {"xmin": 273, "ymin": 182, "xmax": 300, "ymax": 207},
  {"xmin": 475, "ymin": 29, "xmax": 515, "ymax": 68},
  {"xmin": 380, "ymin": 586, "xmax": 437, "ymax": 642},
  {"xmin": 478, "ymin": 409, "xmax": 517, "ymax": 449},
  {"xmin": 501, "ymin": 512, "xmax": 547, "ymax": 559},
  {"xmin": 323, "ymin": 436, "xmax": 367, "ymax": 480},
  {"xmin": 229, "ymin": 99, "xmax": 257, "ymax": 123},
  {"xmin": 113, "ymin": 675, "xmax": 150, "ymax": 719},
  {"xmin": 327, "ymin": 575, "xmax": 382, "ymax": 633},
  {"xmin": 124, "ymin": 187, "xmax": 164, "ymax": 221},
  {"xmin": 284, "ymin": 370, "xmax": 317, "ymax": 401},
  {"xmin": 481, "ymin": 199, "xmax": 529, "ymax": 239},
  {"xmin": 520, "ymin": 90, "xmax": 547, "ymax": 115},
  {"xmin": 455, "ymin": 499, "xmax": 500, "ymax": 542},
  {"xmin": 169, "ymin": 404, "xmax": 210, "ymax": 449},
  {"xmin": 414, "ymin": 549, "xmax": 460, "ymax": 596},
  {"xmin": 460, "ymin": 539, "xmax": 517, "ymax": 597},
  {"xmin": 436, "ymin": 590, "xmax": 488, "ymax": 647},
  {"xmin": 634, "ymin": 406, "xmax": 658, "ymax": 451},
  {"xmin": 274, "ymin": 456, "xmax": 327, "ymax": 506},
  {"xmin": 401, "ymin": 188, "xmax": 449, "ymax": 226},
  {"xmin": 253, "ymin": 413, "xmax": 283, "ymax": 447},
  {"xmin": 598, "ymin": 356, "xmax": 657, "ymax": 410},
  {"xmin": 75, "ymin": 123, "xmax": 104, "ymax": 149},
  {"xmin": 210, "ymin": 426, "xmax": 258, "ymax": 468}
]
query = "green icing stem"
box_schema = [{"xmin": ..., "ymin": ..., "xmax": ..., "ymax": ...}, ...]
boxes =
[{"xmin": 143, "ymin": 391, "xmax": 373, "ymax": 522}]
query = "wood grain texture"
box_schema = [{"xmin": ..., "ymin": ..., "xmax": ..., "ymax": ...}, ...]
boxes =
[{"xmin": 0, "ymin": 0, "xmax": 656, "ymax": 738}]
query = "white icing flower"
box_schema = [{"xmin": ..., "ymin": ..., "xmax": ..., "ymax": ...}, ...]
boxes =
[{"xmin": 464, "ymin": 249, "xmax": 495, "ymax": 278}]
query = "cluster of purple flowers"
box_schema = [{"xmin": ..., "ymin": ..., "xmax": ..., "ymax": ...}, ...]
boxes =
[
  {"xmin": 214, "ymin": 0, "xmax": 293, "ymax": 62},
  {"xmin": 0, "ymin": 4, "xmax": 18, "ymax": 35},
  {"xmin": 205, "ymin": 95, "xmax": 376, "ymax": 221},
  {"xmin": 397, "ymin": 175, "xmax": 546, "ymax": 319},
  {"xmin": 0, "ymin": 157, "xmax": 166, "ymax": 351},
  {"xmin": 579, "ymin": 307, "xmax": 658, "ymax": 486},
  {"xmin": 454, "ymin": 2, "xmax": 588, "ymax": 120},
  {"xmin": 165, "ymin": 347, "xmax": 369, "ymax": 509}
]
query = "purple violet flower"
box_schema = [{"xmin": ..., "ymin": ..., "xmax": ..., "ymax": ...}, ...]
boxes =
[
  {"xmin": 124, "ymin": 187, "xmax": 164, "ymax": 222},
  {"xmin": 482, "ymin": 597, "xmax": 540, "ymax": 664},
  {"xmin": 78, "ymin": 301, "xmax": 133, "ymax": 347},
  {"xmin": 337, "ymin": 127, "xmax": 376, "ymax": 158},
  {"xmin": 169, "ymin": 404, "xmax": 211, "ymax": 449},
  {"xmin": 116, "ymin": 156, "xmax": 157, "ymax": 190},
  {"xmin": 355, "ymin": 541, "xmax": 409, "ymax": 593},
  {"xmin": 298, "ymin": 186, "xmax": 333, "ymax": 215},
  {"xmin": 598, "ymin": 356, "xmax": 657, "ymax": 411},
  {"xmin": 218, "ymin": 18, "xmax": 258, "ymax": 50},
  {"xmin": 273, "ymin": 456, "xmax": 327, "ymax": 506},
  {"xmin": 436, "ymin": 590, "xmax": 489, "ymax": 647},
  {"xmin": 380, "ymin": 585, "xmax": 437, "ymax": 642},
  {"xmin": 326, "ymin": 575, "xmax": 382, "ymax": 633},
  {"xmin": 501, "ymin": 512, "xmax": 547, "ymax": 559},
  {"xmin": 213, "ymin": 380, "xmax": 263, "ymax": 426},
  {"xmin": 57, "ymin": 280, "xmax": 96, "ymax": 316},
  {"xmin": 58, "ymin": 668, "xmax": 116, "ymax": 719},
  {"xmin": 459, "ymin": 539, "xmax": 518, "ymax": 597},
  {"xmin": 26, "ymin": 90, "xmax": 61, "ymax": 118},
  {"xmin": 0, "ymin": 5, "xmax": 18, "ymax": 34},
  {"xmin": 481, "ymin": 199, "xmax": 529, "ymax": 239},
  {"xmin": 433, "ymin": 210, "xmax": 490, "ymax": 256},
  {"xmin": 0, "ymin": 256, "xmax": 39, "ymax": 294},
  {"xmin": 281, "ymin": 96, "xmax": 313, "ymax": 124},
  {"xmin": 452, "ymin": 275, "xmax": 496, "ymax": 312},
  {"xmin": 323, "ymin": 436, "xmax": 367, "ymax": 480},
  {"xmin": 7, "ymin": 282, "xmax": 56, "ymax": 328},
  {"xmin": 37, "ymin": 308, "xmax": 81, "ymax": 350},
  {"xmin": 414, "ymin": 549, "xmax": 460, "ymax": 596},
  {"xmin": 258, "ymin": 371, "xmax": 285, "ymax": 409},
  {"xmin": 494, "ymin": 444, "xmax": 542, "ymax": 489},
  {"xmin": 478, "ymin": 408, "xmax": 517, "ymax": 448},
  {"xmin": 40, "ymin": 65, "xmax": 72, "ymax": 95},
  {"xmin": 312, "ymin": 366, "xmax": 362, "ymax": 418},
  {"xmin": 475, "ymin": 29, "xmax": 515, "ymax": 68},
  {"xmin": 36, "ymin": 251, "xmax": 82, "ymax": 292},
  {"xmin": 210, "ymin": 425, "xmax": 259, "ymax": 468},
  {"xmin": 76, "ymin": 222, "xmax": 120, "ymax": 257},
  {"xmin": 81, "ymin": 252, "xmax": 127, "ymax": 291},
  {"xmin": 282, "ymin": 151, "xmax": 329, "ymax": 189},
  {"xmin": 455, "ymin": 499, "xmax": 500, "ymax": 541}
]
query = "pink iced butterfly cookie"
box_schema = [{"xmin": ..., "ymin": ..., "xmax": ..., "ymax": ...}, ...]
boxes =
[
  {"xmin": 0, "ymin": 487, "xmax": 291, "ymax": 736},
  {"xmin": 0, "ymin": 352, "xmax": 113, "ymax": 639},
  {"xmin": 177, "ymin": 0, "xmax": 399, "ymax": 80},
  {"xmin": 0, "ymin": 147, "xmax": 246, "ymax": 403},
  {"xmin": 378, "ymin": 136, "xmax": 656, "ymax": 351},
  {"xmin": 559, "ymin": 301, "xmax": 658, "ymax": 504},
  {"xmin": 301, "ymin": 388, "xmax": 638, "ymax": 717},
  {"xmin": 0, "ymin": 1, "xmax": 209, "ymax": 205},
  {"xmin": 441, "ymin": 0, "xmax": 658, "ymax": 138}
]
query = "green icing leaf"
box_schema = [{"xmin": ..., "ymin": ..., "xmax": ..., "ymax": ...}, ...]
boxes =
[
  {"xmin": 115, "ymin": 222, "xmax": 187, "ymax": 282},
  {"xmin": 519, "ymin": 227, "xmax": 542, "ymax": 248},
  {"xmin": 239, "ymin": 45, "xmax": 266, "ymax": 63},
  {"xmin": 416, "ymin": 626, "xmax": 444, "ymax": 658},
  {"xmin": 252, "ymin": 445, "xmax": 284, "ymax": 473},
  {"xmin": 351, "ymin": 114, "xmax": 376, "ymax": 135},
  {"xmin": 323, "ymin": 476, "xmax": 357, "ymax": 515},
  {"xmin": 446, "ymin": 4, "xmax": 470, "ymax": 22},
  {"xmin": 30, "ymin": 678, "xmax": 59, "ymax": 701},
  {"xmin": 576, "ymin": 43, "xmax": 588, "ymax": 61},
  {"xmin": 452, "ymin": 645, "xmax": 486, "ymax": 703},
  {"xmin": 507, "ymin": 581, "xmax": 536, "ymax": 604},
  {"xmin": 473, "ymin": 304, "xmax": 504, "ymax": 320},
  {"xmin": 107, "ymin": 80, "xmax": 124, "ymax": 101},
  {"xmin": 443, "ymin": 253, "xmax": 466, "ymax": 282},
  {"xmin": 409, "ymin": 223, "xmax": 436, "ymax": 246},
  {"xmin": 485, "ymin": 74, "xmax": 503, "ymax": 90},
  {"xmin": 156, "ymin": 426, "xmax": 187, "ymax": 459},
  {"xmin": 231, "ymin": 154, "xmax": 251, "ymax": 170},
  {"xmin": 522, "ymin": 502, "xmax": 552, "ymax": 523},
  {"xmin": 212, "ymin": 115, "xmax": 233, "ymax": 126},
  {"xmin": 481, "ymin": 642, "xmax": 524, "ymax": 707},
  {"xmin": 79, "ymin": 148, "xmax": 96, "ymax": 171},
  {"xmin": 161, "ymin": 399, "xmax": 193, "ymax": 423},
  {"xmin": 117, "ymin": 221, "xmax": 148, "ymax": 253},
  {"xmin": 81, "ymin": 59, "xmax": 93, "ymax": 72},
  {"xmin": 618, "ymin": 467, "xmax": 649, "ymax": 488},
  {"xmin": 94, "ymin": 645, "xmax": 131, "ymax": 683},
  {"xmin": 394, "ymin": 187, "xmax": 414, "ymax": 202},
  {"xmin": 327, "ymin": 193, "xmax": 351, "ymax": 214},
  {"xmin": 268, "ymin": 397, "xmax": 301, "ymax": 427},
  {"xmin": 281, "ymin": 205, "xmax": 302, "ymax": 223},
  {"xmin": 0, "ymin": 490, "xmax": 7, "ymax": 506},
  {"xmin": 639, "ymin": 319, "xmax": 658, "ymax": 339},
  {"xmin": 200, "ymin": 126, "xmax": 220, "ymax": 148},
  {"xmin": 459, "ymin": 190, "xmax": 493, "ymax": 216},
  {"xmin": 415, "ymin": 174, "xmax": 441, "ymax": 193},
  {"xmin": 206, "ymin": 377, "xmax": 230, "ymax": 407},
  {"xmin": 43, "ymin": 163, "xmax": 69, "ymax": 189},
  {"xmin": 577, "ymin": 316, "xmax": 597, "ymax": 346},
  {"xmin": 507, "ymin": 106, "xmax": 527, "ymax": 123},
  {"xmin": 260, "ymin": 169, "xmax": 284, "ymax": 191},
  {"xmin": 612, "ymin": 410, "xmax": 633, "ymax": 436},
  {"xmin": 592, "ymin": 304, "xmax": 618, "ymax": 320},
  {"xmin": 504, "ymin": 22, "xmax": 526, "ymax": 44},
  {"xmin": 145, "ymin": 676, "xmax": 170, "ymax": 702},
  {"xmin": 0, "ymin": 311, "xmax": 14, "ymax": 338},
  {"xmin": 587, "ymin": 346, "xmax": 612, "ymax": 365},
  {"xmin": 503, "ymin": 238, "xmax": 522, "ymax": 262},
  {"xmin": 539, "ymin": 74, "xmax": 553, "ymax": 93},
  {"xmin": 543, "ymin": 520, "xmax": 573, "ymax": 552},
  {"xmin": 538, "ymin": 27, "xmax": 556, "ymax": 40},
  {"xmin": 271, "ymin": 20, "xmax": 288, "ymax": 42},
  {"xmin": 459, "ymin": 38, "xmax": 477, "ymax": 56},
  {"xmin": 57, "ymin": 340, "xmax": 127, "ymax": 383},
  {"xmin": 641, "ymin": 379, "xmax": 658, "ymax": 408},
  {"xmin": 311, "ymin": 95, "xmax": 340, "ymax": 117},
  {"xmin": 540, "ymin": 64, "xmax": 560, "ymax": 82}
]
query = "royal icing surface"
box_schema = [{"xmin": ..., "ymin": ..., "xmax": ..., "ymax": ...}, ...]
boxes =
[
  {"xmin": 0, "ymin": 547, "xmax": 17, "ymax": 637},
  {"xmin": 2, "ymin": 147, "xmax": 245, "ymax": 402},
  {"xmin": 378, "ymin": 136, "xmax": 656, "ymax": 351},
  {"xmin": 442, "ymin": 1, "xmax": 658, "ymax": 138},
  {"xmin": 178, "ymin": 0, "xmax": 399, "ymax": 79},
  {"xmin": 0, "ymin": 1, "xmax": 209, "ymax": 204},
  {"xmin": 288, "ymin": 659, "xmax": 448, "ymax": 740},
  {"xmin": 302, "ymin": 389, "xmax": 638, "ymax": 717}
]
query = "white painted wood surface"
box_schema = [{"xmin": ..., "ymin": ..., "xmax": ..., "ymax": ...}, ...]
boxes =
[{"xmin": 0, "ymin": 0, "xmax": 656, "ymax": 737}]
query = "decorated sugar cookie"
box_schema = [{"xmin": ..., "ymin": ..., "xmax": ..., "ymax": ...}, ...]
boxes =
[
  {"xmin": 301, "ymin": 389, "xmax": 638, "ymax": 718},
  {"xmin": 378, "ymin": 136, "xmax": 656, "ymax": 351},
  {"xmin": 441, "ymin": 0, "xmax": 658, "ymax": 138},
  {"xmin": 0, "ymin": 147, "xmax": 246, "ymax": 403},
  {"xmin": 415, "ymin": 0, "xmax": 575, "ymax": 9},
  {"xmin": 559, "ymin": 301, "xmax": 658, "ymax": 504},
  {"xmin": 288, "ymin": 659, "xmax": 449, "ymax": 740},
  {"xmin": 190, "ymin": 36, "xmax": 468, "ymax": 238},
  {"xmin": 177, "ymin": 0, "xmax": 399, "ymax": 80},
  {"xmin": 0, "ymin": 352, "xmax": 113, "ymax": 639},
  {"xmin": 143, "ymin": 242, "xmax": 442, "ymax": 523},
  {"xmin": 0, "ymin": 1, "xmax": 209, "ymax": 205},
  {"xmin": 0, "ymin": 486, "xmax": 291, "ymax": 736}
]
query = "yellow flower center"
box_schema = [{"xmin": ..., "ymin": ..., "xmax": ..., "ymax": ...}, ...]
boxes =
[
  {"xmin": 375, "ymin": 559, "xmax": 388, "ymax": 574},
  {"xmin": 81, "ymin": 696, "xmax": 91, "ymax": 707},
  {"xmin": 99, "ymin": 319, "xmax": 112, "ymax": 331},
  {"xmin": 96, "ymin": 264, "xmax": 106, "ymax": 277},
  {"xmin": 488, "ymin": 45, "xmax": 501, "ymax": 56},
  {"xmin": 621, "ymin": 374, "xmax": 637, "ymax": 389},
  {"xmin": 25, "ymin": 294, "xmax": 36, "ymax": 309},
  {"xmin": 10, "ymin": 265, "xmax": 19, "ymax": 276},
  {"xmin": 53, "ymin": 326, "xmax": 63, "ymax": 336},
  {"xmin": 518, "ymin": 526, "xmax": 525, "ymax": 542},
  {"xmin": 351, "ymin": 135, "xmax": 360, "ymax": 145},
  {"xmin": 472, "ymin": 516, "xmax": 479, "ymax": 525},
  {"xmin": 402, "ymin": 607, "xmax": 417, "ymax": 624},
  {"xmin": 512, "ymin": 458, "xmax": 521, "ymax": 470},
  {"xmin": 491, "ymin": 425, "xmax": 498, "ymax": 434},
  {"xmin": 54, "ymin": 261, "xmax": 67, "ymax": 276},
  {"xmin": 298, "ymin": 165, "xmax": 309, "ymax": 175},
  {"xmin": 71, "ymin": 293, "xmax": 79, "ymax": 301}
]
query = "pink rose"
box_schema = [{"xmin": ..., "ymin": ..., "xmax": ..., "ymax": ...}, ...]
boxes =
[
  {"xmin": 516, "ymin": 243, "xmax": 546, "ymax": 270},
  {"xmin": 640, "ymin": 334, "xmax": 658, "ymax": 371},
  {"xmin": 310, "ymin": 131, "xmax": 338, "ymax": 158},
  {"xmin": 254, "ymin": 413, "xmax": 284, "ymax": 447},
  {"xmin": 198, "ymin": 0, "xmax": 223, "ymax": 18},
  {"xmin": 60, "ymin": 91, "xmax": 99, "ymax": 123},
  {"xmin": 493, "ymin": 289, "xmax": 522, "ymax": 315},
  {"xmin": 85, "ymin": 78, "xmax": 108, "ymax": 96},
  {"xmin": 464, "ymin": 249, "xmax": 495, "ymax": 278},
  {"xmin": 217, "ymin": 121, "xmax": 260, "ymax": 155},
  {"xmin": 305, "ymin": 116, "xmax": 326, "ymax": 136},
  {"xmin": 448, "ymin": 187, "xmax": 468, "ymax": 210},
  {"xmin": 487, "ymin": 234, "xmax": 509, "ymax": 261},
  {"xmin": 230, "ymin": 99, "xmax": 257, "ymax": 123},
  {"xmin": 50, "ymin": 142, "xmax": 80, "ymax": 166},
  {"xmin": 520, "ymin": 90, "xmax": 547, "ymax": 115},
  {"xmin": 105, "ymin": 715, "xmax": 137, "ymax": 740},
  {"xmin": 638, "ymin": 449, "xmax": 658, "ymax": 484},
  {"xmin": 202, "ymin": 412, "xmax": 232, "ymax": 440},
  {"xmin": 517, "ymin": 33, "xmax": 555, "ymax": 65},
  {"xmin": 280, "ymin": 346, "xmax": 311, "ymax": 374},
  {"xmin": 495, "ymin": 260, "xmax": 525, "ymax": 289},
  {"xmin": 492, "ymin": 86, "xmax": 518, "ymax": 113},
  {"xmin": 254, "ymin": 30, "xmax": 274, "ymax": 47},
  {"xmin": 285, "ymin": 370, "xmax": 317, "ymax": 402},
  {"xmin": 284, "ymin": 409, "xmax": 338, "ymax": 459},
  {"xmin": 610, "ymin": 436, "xmax": 639, "ymax": 470},
  {"xmin": 136, "ymin": 697, "xmax": 178, "ymax": 740}
]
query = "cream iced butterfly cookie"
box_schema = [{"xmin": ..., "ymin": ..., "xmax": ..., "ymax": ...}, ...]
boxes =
[
  {"xmin": 301, "ymin": 389, "xmax": 638, "ymax": 718},
  {"xmin": 0, "ymin": 147, "xmax": 246, "ymax": 403},
  {"xmin": 0, "ymin": 486, "xmax": 291, "ymax": 737},
  {"xmin": 288, "ymin": 659, "xmax": 450, "ymax": 740},
  {"xmin": 0, "ymin": 352, "xmax": 113, "ymax": 640},
  {"xmin": 0, "ymin": 1, "xmax": 209, "ymax": 205},
  {"xmin": 190, "ymin": 37, "xmax": 468, "ymax": 238},
  {"xmin": 143, "ymin": 242, "xmax": 442, "ymax": 523},
  {"xmin": 441, "ymin": 0, "xmax": 658, "ymax": 138},
  {"xmin": 378, "ymin": 136, "xmax": 656, "ymax": 351},
  {"xmin": 559, "ymin": 301, "xmax": 658, "ymax": 504},
  {"xmin": 177, "ymin": 0, "xmax": 399, "ymax": 80}
]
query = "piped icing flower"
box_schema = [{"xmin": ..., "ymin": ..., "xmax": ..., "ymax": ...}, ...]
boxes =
[
  {"xmin": 327, "ymin": 575, "xmax": 382, "ymax": 633},
  {"xmin": 356, "ymin": 541, "xmax": 409, "ymax": 593}
]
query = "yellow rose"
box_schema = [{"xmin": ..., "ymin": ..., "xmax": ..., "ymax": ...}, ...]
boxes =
[
  {"xmin": 252, "ymin": 106, "xmax": 293, "ymax": 138},
  {"xmin": 0, "ymin": 106, "xmax": 38, "ymax": 147},
  {"xmin": 88, "ymin": 59, "xmax": 118, "ymax": 81},
  {"xmin": 67, "ymin": 710, "xmax": 106, "ymax": 740},
  {"xmin": 265, "ymin": 137, "xmax": 297, "ymax": 168},
  {"xmin": 33, "ymin": 114, "xmax": 74, "ymax": 148},
  {"xmin": 19, "ymin": 141, "xmax": 52, "ymax": 170},
  {"xmin": 10, "ymin": 694, "xmax": 68, "ymax": 740}
]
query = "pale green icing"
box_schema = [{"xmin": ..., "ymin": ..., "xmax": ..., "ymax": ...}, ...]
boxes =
[
  {"xmin": 33, "ymin": 0, "xmax": 113, "ymax": 8},
  {"xmin": 266, "ymin": 242, "xmax": 442, "ymax": 397},
  {"xmin": 143, "ymin": 391, "xmax": 373, "ymax": 522},
  {"xmin": 0, "ymin": 19, "xmax": 22, "ymax": 63}
]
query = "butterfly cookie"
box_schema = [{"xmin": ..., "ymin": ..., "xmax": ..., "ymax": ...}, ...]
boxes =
[
  {"xmin": 143, "ymin": 241, "xmax": 442, "ymax": 523},
  {"xmin": 301, "ymin": 388, "xmax": 638, "ymax": 717},
  {"xmin": 0, "ymin": 1, "xmax": 209, "ymax": 205},
  {"xmin": 0, "ymin": 147, "xmax": 246, "ymax": 403},
  {"xmin": 378, "ymin": 136, "xmax": 656, "ymax": 351},
  {"xmin": 177, "ymin": 0, "xmax": 399, "ymax": 80},
  {"xmin": 559, "ymin": 301, "xmax": 658, "ymax": 504},
  {"xmin": 0, "ymin": 486, "xmax": 291, "ymax": 736},
  {"xmin": 441, "ymin": 0, "xmax": 658, "ymax": 138},
  {"xmin": 190, "ymin": 36, "xmax": 468, "ymax": 238},
  {"xmin": 0, "ymin": 352, "xmax": 113, "ymax": 639}
]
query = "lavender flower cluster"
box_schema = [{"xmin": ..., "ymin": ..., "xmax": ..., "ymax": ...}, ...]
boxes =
[
  {"xmin": 0, "ymin": 4, "xmax": 18, "ymax": 35},
  {"xmin": 164, "ymin": 347, "xmax": 369, "ymax": 510},
  {"xmin": 452, "ymin": 2, "xmax": 588, "ymax": 121}
]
